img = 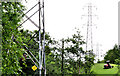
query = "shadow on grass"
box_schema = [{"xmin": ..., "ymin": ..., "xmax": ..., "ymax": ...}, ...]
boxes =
[{"xmin": 115, "ymin": 65, "xmax": 120, "ymax": 76}]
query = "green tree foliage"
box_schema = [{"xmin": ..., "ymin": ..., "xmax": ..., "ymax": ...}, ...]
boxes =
[
  {"xmin": 64, "ymin": 28, "xmax": 86, "ymax": 74},
  {"xmin": 2, "ymin": 2, "xmax": 26, "ymax": 74},
  {"xmin": 18, "ymin": 29, "xmax": 59, "ymax": 75},
  {"xmin": 104, "ymin": 44, "xmax": 120, "ymax": 64},
  {"xmin": 84, "ymin": 54, "xmax": 95, "ymax": 74},
  {"xmin": 115, "ymin": 59, "xmax": 120, "ymax": 69},
  {"xmin": 0, "ymin": 26, "xmax": 2, "ymax": 75},
  {"xmin": 115, "ymin": 59, "xmax": 120, "ymax": 65}
]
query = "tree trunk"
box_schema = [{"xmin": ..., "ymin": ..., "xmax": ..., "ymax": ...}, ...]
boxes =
[{"xmin": 79, "ymin": 55, "xmax": 81, "ymax": 74}]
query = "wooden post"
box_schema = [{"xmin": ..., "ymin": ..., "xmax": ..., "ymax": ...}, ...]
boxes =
[{"xmin": 61, "ymin": 39, "xmax": 64, "ymax": 76}]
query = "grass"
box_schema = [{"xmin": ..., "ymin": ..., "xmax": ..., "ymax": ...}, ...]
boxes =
[{"xmin": 91, "ymin": 63, "xmax": 120, "ymax": 76}]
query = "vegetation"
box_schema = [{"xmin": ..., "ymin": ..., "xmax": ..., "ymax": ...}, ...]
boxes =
[
  {"xmin": 91, "ymin": 63, "xmax": 120, "ymax": 76},
  {"xmin": 2, "ymin": 2, "xmax": 93, "ymax": 75},
  {"xmin": 104, "ymin": 45, "xmax": 120, "ymax": 64},
  {"xmin": 1, "ymin": 1, "xmax": 120, "ymax": 76},
  {"xmin": 2, "ymin": 2, "xmax": 26, "ymax": 74}
]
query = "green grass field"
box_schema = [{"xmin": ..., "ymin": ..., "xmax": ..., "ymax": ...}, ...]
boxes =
[{"xmin": 91, "ymin": 63, "xmax": 120, "ymax": 76}]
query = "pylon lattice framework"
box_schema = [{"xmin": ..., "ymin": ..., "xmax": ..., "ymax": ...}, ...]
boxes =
[
  {"xmin": 82, "ymin": 3, "xmax": 97, "ymax": 54},
  {"xmin": 11, "ymin": 0, "xmax": 46, "ymax": 76}
]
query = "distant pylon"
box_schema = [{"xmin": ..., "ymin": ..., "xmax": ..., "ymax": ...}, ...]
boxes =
[
  {"xmin": 82, "ymin": 3, "xmax": 98, "ymax": 54},
  {"xmin": 95, "ymin": 43, "xmax": 102, "ymax": 62}
]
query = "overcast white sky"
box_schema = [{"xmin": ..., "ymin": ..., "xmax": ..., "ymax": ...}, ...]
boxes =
[{"xmin": 21, "ymin": 0, "xmax": 120, "ymax": 61}]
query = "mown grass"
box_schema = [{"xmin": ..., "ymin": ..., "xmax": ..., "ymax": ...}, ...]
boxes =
[{"xmin": 91, "ymin": 63, "xmax": 120, "ymax": 76}]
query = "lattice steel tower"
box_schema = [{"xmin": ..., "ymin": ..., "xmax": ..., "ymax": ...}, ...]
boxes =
[{"xmin": 82, "ymin": 3, "xmax": 97, "ymax": 54}]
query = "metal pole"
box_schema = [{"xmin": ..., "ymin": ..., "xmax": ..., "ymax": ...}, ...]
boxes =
[
  {"xmin": 39, "ymin": 0, "xmax": 42, "ymax": 76},
  {"xmin": 41, "ymin": 0, "xmax": 46, "ymax": 75},
  {"xmin": 43, "ymin": 0, "xmax": 46, "ymax": 75}
]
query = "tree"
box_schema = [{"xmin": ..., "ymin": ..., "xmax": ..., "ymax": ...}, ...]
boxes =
[
  {"xmin": 104, "ymin": 44, "xmax": 120, "ymax": 64},
  {"xmin": 84, "ymin": 53, "xmax": 95, "ymax": 74},
  {"xmin": 2, "ymin": 2, "xmax": 26, "ymax": 74},
  {"xmin": 64, "ymin": 28, "xmax": 85, "ymax": 74},
  {"xmin": 115, "ymin": 59, "xmax": 120, "ymax": 69}
]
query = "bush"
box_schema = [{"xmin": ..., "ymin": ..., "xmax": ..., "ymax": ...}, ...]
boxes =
[
  {"xmin": 97, "ymin": 60, "xmax": 105, "ymax": 63},
  {"xmin": 115, "ymin": 59, "xmax": 120, "ymax": 65},
  {"xmin": 100, "ymin": 60, "xmax": 105, "ymax": 63}
]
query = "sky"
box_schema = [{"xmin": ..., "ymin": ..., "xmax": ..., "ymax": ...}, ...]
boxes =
[{"xmin": 21, "ymin": 0, "xmax": 120, "ymax": 61}]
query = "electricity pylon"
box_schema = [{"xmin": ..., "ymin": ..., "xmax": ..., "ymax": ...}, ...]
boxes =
[
  {"xmin": 12, "ymin": 0, "xmax": 46, "ymax": 76},
  {"xmin": 82, "ymin": 3, "xmax": 98, "ymax": 55}
]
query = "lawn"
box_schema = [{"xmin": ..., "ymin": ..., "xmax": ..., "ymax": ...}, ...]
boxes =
[{"xmin": 91, "ymin": 63, "xmax": 120, "ymax": 76}]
